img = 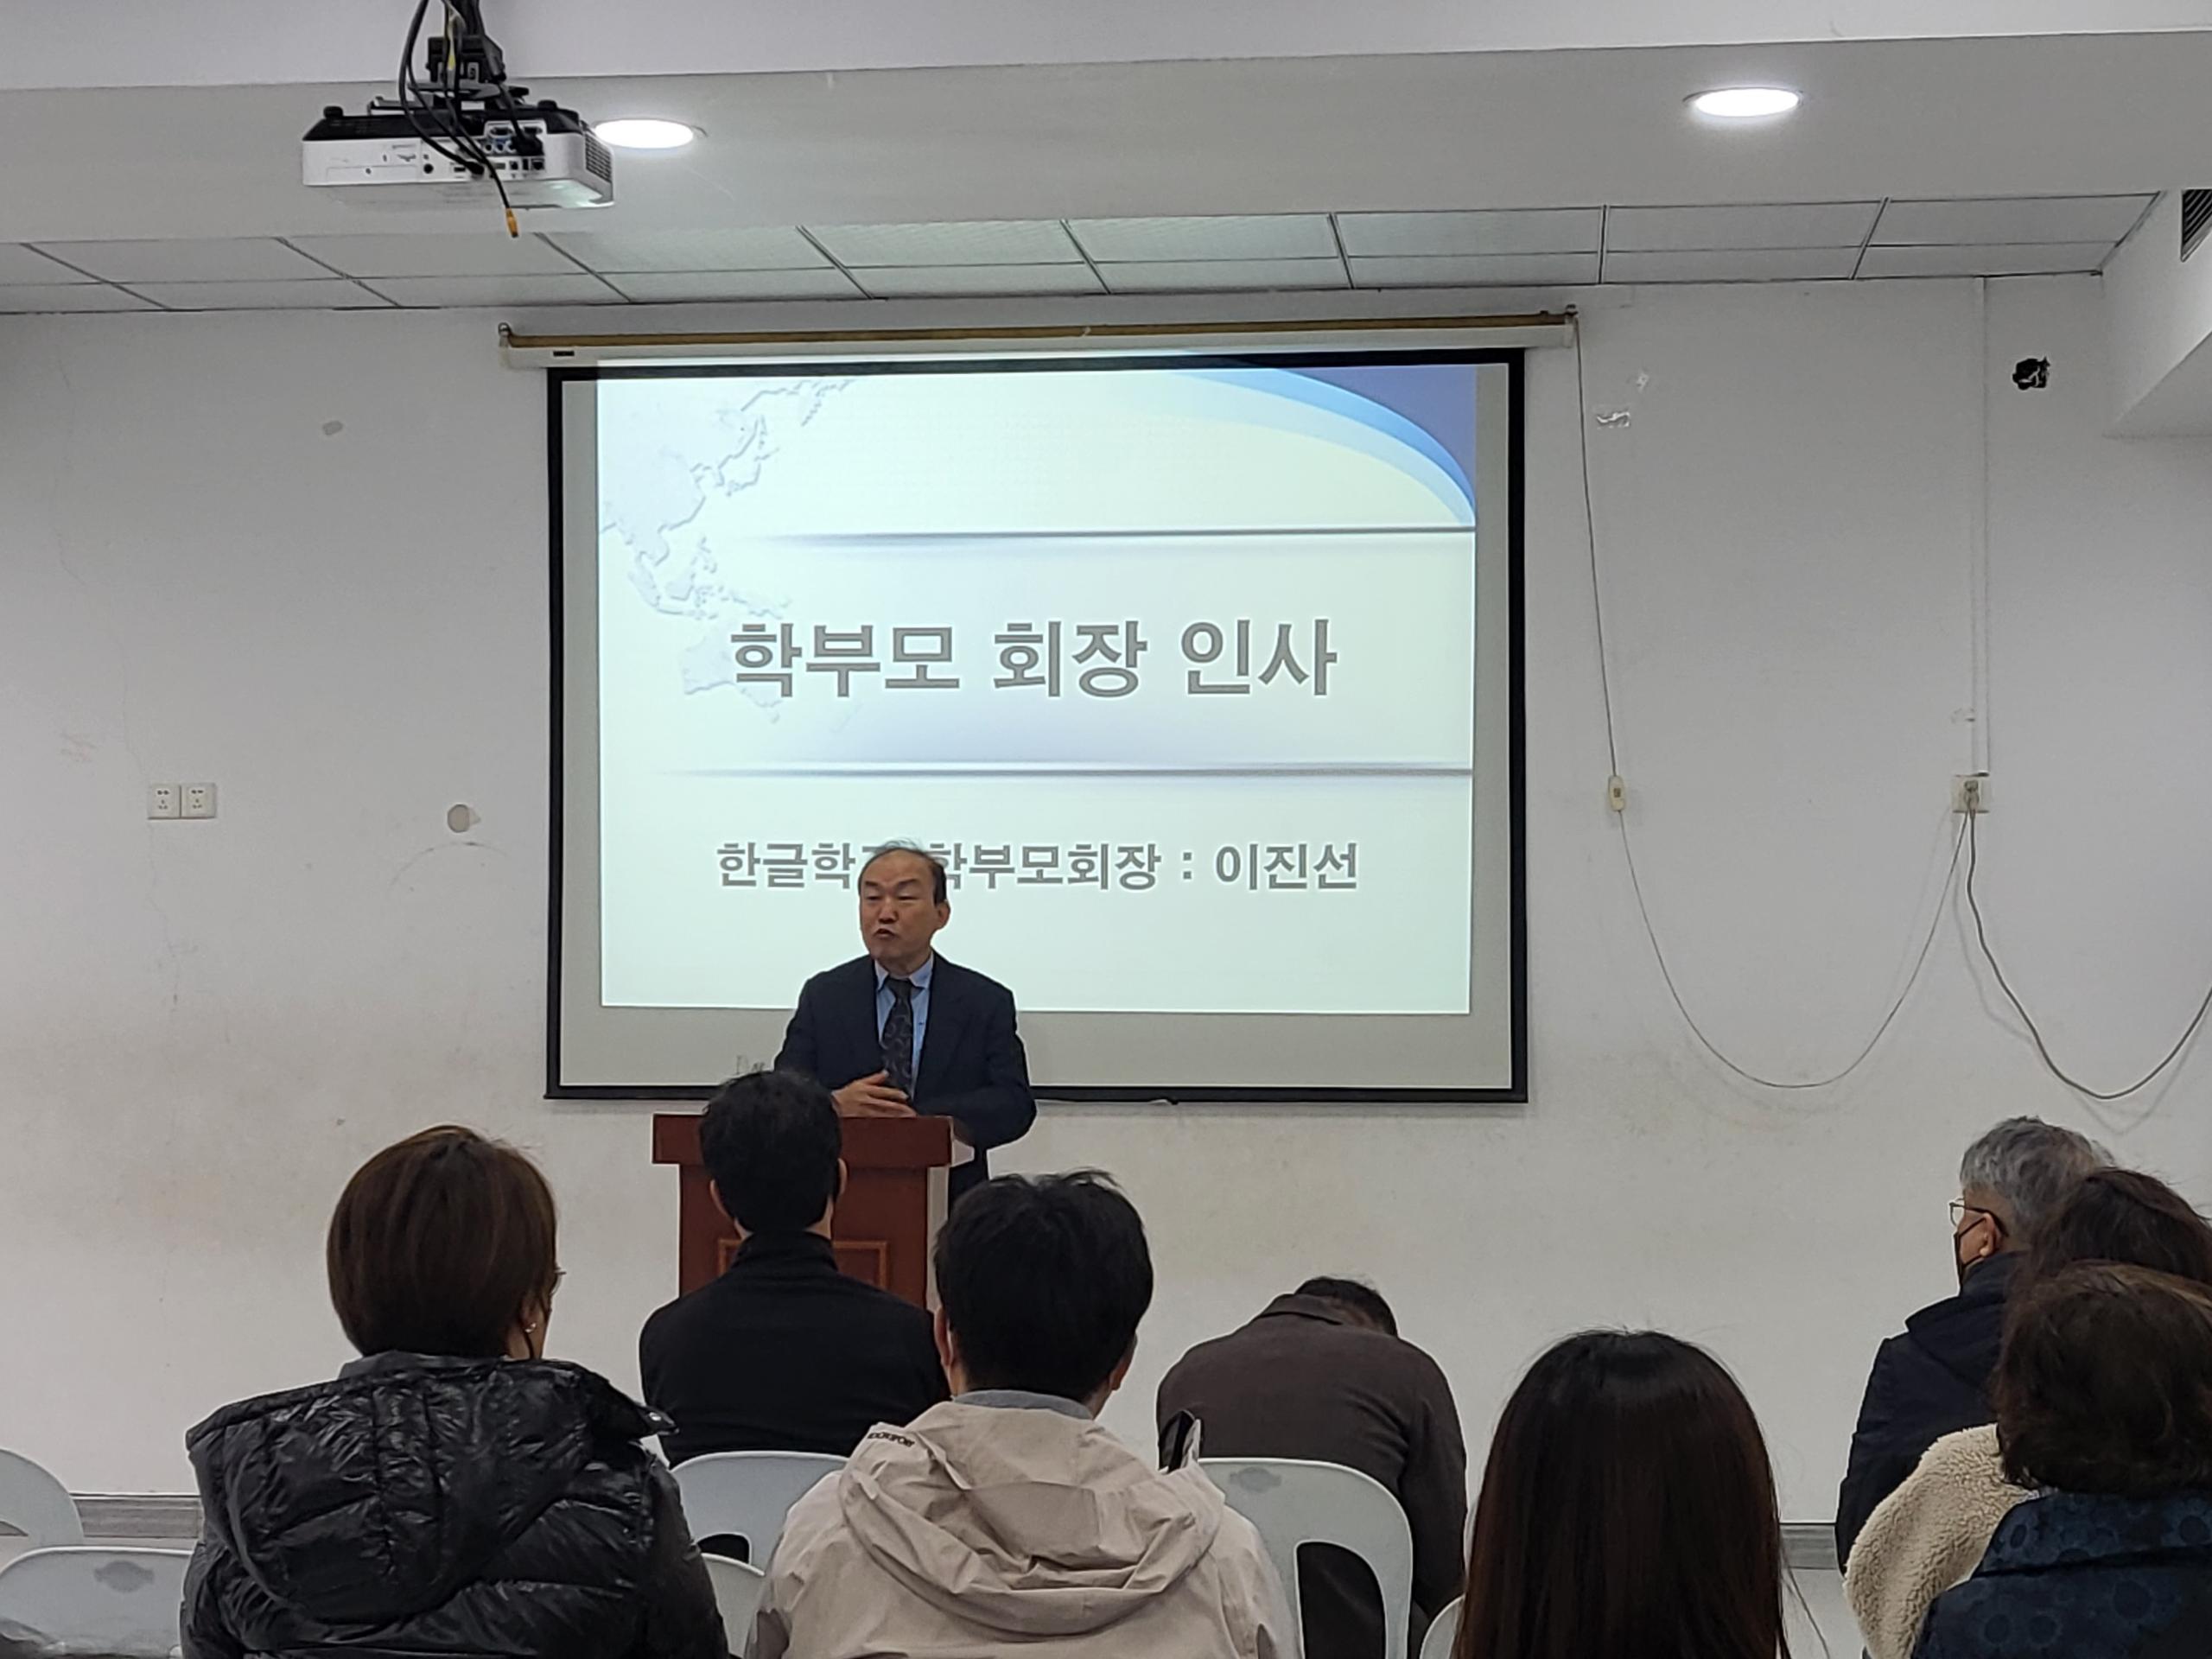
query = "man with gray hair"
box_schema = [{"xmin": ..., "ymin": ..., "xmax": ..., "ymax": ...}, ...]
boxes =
[{"xmin": 1834, "ymin": 1116, "xmax": 2107, "ymax": 1560}]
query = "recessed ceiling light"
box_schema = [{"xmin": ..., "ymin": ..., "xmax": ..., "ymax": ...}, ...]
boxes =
[
  {"xmin": 594, "ymin": 118, "xmax": 699, "ymax": 151},
  {"xmin": 1688, "ymin": 86, "xmax": 1802, "ymax": 120}
]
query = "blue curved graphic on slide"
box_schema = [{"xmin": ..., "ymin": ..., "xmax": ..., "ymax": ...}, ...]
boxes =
[{"xmin": 1187, "ymin": 367, "xmax": 1476, "ymax": 524}]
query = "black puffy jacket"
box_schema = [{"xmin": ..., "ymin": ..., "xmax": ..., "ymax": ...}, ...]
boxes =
[{"xmin": 181, "ymin": 1353, "xmax": 728, "ymax": 1659}]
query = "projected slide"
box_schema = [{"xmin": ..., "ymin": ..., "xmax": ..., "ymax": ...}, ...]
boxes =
[
  {"xmin": 555, "ymin": 349, "xmax": 1521, "ymax": 1097},
  {"xmin": 592, "ymin": 365, "xmax": 1478, "ymax": 1017}
]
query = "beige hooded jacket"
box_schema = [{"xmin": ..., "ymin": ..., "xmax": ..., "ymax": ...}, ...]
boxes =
[{"xmin": 750, "ymin": 1399, "xmax": 1295, "ymax": 1658}]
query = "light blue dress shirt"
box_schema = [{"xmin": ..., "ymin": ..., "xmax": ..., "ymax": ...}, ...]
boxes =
[{"xmin": 873, "ymin": 955, "xmax": 932, "ymax": 1083}]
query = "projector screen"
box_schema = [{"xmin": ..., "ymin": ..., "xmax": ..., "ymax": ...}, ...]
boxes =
[{"xmin": 550, "ymin": 350, "xmax": 1523, "ymax": 1100}]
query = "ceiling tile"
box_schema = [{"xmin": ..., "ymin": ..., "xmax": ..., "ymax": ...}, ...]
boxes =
[
  {"xmin": 858, "ymin": 264, "xmax": 1102, "ymax": 297},
  {"xmin": 289, "ymin": 233, "xmax": 580, "ymax": 278},
  {"xmin": 1858, "ymin": 242, "xmax": 2113, "ymax": 279},
  {"xmin": 546, "ymin": 228, "xmax": 828, "ymax": 273},
  {"xmin": 1348, "ymin": 252, "xmax": 1599, "ymax": 288},
  {"xmin": 1873, "ymin": 195, "xmax": 2153, "ymax": 247},
  {"xmin": 1070, "ymin": 215, "xmax": 1338, "ymax": 262},
  {"xmin": 0, "ymin": 285, "xmax": 156, "ymax": 314},
  {"xmin": 35, "ymin": 238, "xmax": 330, "ymax": 283},
  {"xmin": 123, "ymin": 280, "xmax": 392, "ymax": 311},
  {"xmin": 1605, "ymin": 202, "xmax": 1879, "ymax": 251},
  {"xmin": 1099, "ymin": 258, "xmax": 1347, "ymax": 294},
  {"xmin": 604, "ymin": 270, "xmax": 863, "ymax": 302},
  {"xmin": 0, "ymin": 245, "xmax": 89, "ymax": 284},
  {"xmin": 362, "ymin": 274, "xmax": 623, "ymax": 308},
  {"xmin": 807, "ymin": 220, "xmax": 1078, "ymax": 268},
  {"xmin": 1338, "ymin": 209, "xmax": 1603, "ymax": 257},
  {"xmin": 1605, "ymin": 247, "xmax": 1859, "ymax": 283}
]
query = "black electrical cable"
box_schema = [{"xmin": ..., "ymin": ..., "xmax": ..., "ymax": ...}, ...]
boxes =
[
  {"xmin": 396, "ymin": 0, "xmax": 518, "ymax": 233},
  {"xmin": 1574, "ymin": 315, "xmax": 1968, "ymax": 1090},
  {"xmin": 1963, "ymin": 809, "xmax": 2212, "ymax": 1109},
  {"xmin": 442, "ymin": 0, "xmax": 523, "ymax": 226},
  {"xmin": 396, "ymin": 0, "xmax": 480, "ymax": 174},
  {"xmin": 424, "ymin": 0, "xmax": 514, "ymax": 226}
]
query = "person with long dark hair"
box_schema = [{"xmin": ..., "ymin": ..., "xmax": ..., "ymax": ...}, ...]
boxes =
[{"xmin": 1454, "ymin": 1331, "xmax": 1790, "ymax": 1659}]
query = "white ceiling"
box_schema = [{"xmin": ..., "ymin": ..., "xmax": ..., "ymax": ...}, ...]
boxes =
[
  {"xmin": 0, "ymin": 196, "xmax": 2156, "ymax": 312},
  {"xmin": 2, "ymin": 2, "xmax": 2196, "ymax": 90},
  {"xmin": 0, "ymin": 34, "xmax": 2202, "ymax": 251},
  {"xmin": 0, "ymin": 26, "xmax": 2194, "ymax": 314}
]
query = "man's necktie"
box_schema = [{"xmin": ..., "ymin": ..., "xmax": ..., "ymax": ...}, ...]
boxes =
[{"xmin": 882, "ymin": 977, "xmax": 917, "ymax": 1095}]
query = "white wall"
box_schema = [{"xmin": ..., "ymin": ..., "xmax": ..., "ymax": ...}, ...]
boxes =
[
  {"xmin": 2, "ymin": 276, "xmax": 2209, "ymax": 1520},
  {"xmin": 2107, "ymin": 189, "xmax": 2212, "ymax": 435}
]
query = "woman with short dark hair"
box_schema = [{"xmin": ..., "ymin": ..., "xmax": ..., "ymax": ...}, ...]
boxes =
[
  {"xmin": 1914, "ymin": 1263, "xmax": 2212, "ymax": 1657},
  {"xmin": 1453, "ymin": 1330, "xmax": 1791, "ymax": 1659},
  {"xmin": 181, "ymin": 1127, "xmax": 726, "ymax": 1659},
  {"xmin": 2023, "ymin": 1166, "xmax": 2212, "ymax": 1289},
  {"xmin": 324, "ymin": 1122, "xmax": 564, "ymax": 1358}
]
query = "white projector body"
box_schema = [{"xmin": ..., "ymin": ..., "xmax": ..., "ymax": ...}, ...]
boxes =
[{"xmin": 303, "ymin": 111, "xmax": 613, "ymax": 210}]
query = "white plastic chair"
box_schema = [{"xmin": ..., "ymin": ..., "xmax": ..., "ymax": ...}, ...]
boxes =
[
  {"xmin": 702, "ymin": 1554, "xmax": 767, "ymax": 1654},
  {"xmin": 674, "ymin": 1452, "xmax": 844, "ymax": 1567},
  {"xmin": 1203, "ymin": 1458, "xmax": 1414, "ymax": 1659},
  {"xmin": 0, "ymin": 1451, "xmax": 84, "ymax": 1548},
  {"xmin": 1420, "ymin": 1594, "xmax": 1462, "ymax": 1659},
  {"xmin": 0, "ymin": 1547, "xmax": 191, "ymax": 1657}
]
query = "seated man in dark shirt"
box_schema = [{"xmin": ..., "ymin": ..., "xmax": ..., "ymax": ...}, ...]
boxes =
[
  {"xmin": 640, "ymin": 1069, "xmax": 947, "ymax": 1463},
  {"xmin": 1159, "ymin": 1276, "xmax": 1467, "ymax": 1659}
]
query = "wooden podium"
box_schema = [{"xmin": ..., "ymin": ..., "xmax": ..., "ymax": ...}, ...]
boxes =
[{"xmin": 650, "ymin": 1113, "xmax": 953, "ymax": 1306}]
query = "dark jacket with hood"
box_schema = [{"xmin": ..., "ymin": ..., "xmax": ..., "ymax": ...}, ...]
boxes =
[
  {"xmin": 181, "ymin": 1353, "xmax": 727, "ymax": 1659},
  {"xmin": 1837, "ymin": 1251, "xmax": 2021, "ymax": 1565}
]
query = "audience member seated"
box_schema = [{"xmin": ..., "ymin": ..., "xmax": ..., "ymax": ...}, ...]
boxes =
[
  {"xmin": 1158, "ymin": 1274, "xmax": 1467, "ymax": 1659},
  {"xmin": 1836, "ymin": 1116, "xmax": 2106, "ymax": 1560},
  {"xmin": 1453, "ymin": 1330, "xmax": 1789, "ymax": 1659},
  {"xmin": 639, "ymin": 1070, "xmax": 946, "ymax": 1464},
  {"xmin": 181, "ymin": 1127, "xmax": 723, "ymax": 1659},
  {"xmin": 1915, "ymin": 1263, "xmax": 2212, "ymax": 1658},
  {"xmin": 1847, "ymin": 1166, "xmax": 2212, "ymax": 1659},
  {"xmin": 753, "ymin": 1171, "xmax": 1292, "ymax": 1659}
]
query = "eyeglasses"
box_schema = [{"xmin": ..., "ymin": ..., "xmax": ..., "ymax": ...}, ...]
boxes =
[{"xmin": 1949, "ymin": 1201, "xmax": 2004, "ymax": 1236}]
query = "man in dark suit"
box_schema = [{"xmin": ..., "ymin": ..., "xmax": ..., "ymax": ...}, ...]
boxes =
[{"xmin": 777, "ymin": 842, "xmax": 1035, "ymax": 1200}]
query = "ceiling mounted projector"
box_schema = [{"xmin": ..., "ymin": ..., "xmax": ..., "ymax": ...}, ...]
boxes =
[
  {"xmin": 302, "ymin": 0, "xmax": 612, "ymax": 217},
  {"xmin": 303, "ymin": 102, "xmax": 613, "ymax": 210}
]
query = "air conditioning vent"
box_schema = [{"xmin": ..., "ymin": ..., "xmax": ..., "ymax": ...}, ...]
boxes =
[{"xmin": 2183, "ymin": 189, "xmax": 2212, "ymax": 262}]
